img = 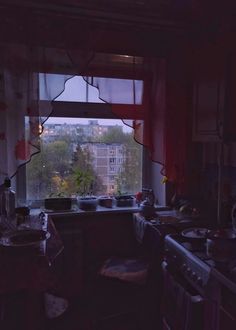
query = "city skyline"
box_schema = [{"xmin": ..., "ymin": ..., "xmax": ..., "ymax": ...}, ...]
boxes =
[{"xmin": 45, "ymin": 117, "xmax": 133, "ymax": 133}]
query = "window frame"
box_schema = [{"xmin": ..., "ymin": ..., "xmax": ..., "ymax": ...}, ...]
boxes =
[{"xmin": 17, "ymin": 100, "xmax": 152, "ymax": 205}]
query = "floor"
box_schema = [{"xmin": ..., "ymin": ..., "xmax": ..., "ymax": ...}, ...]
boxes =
[
  {"xmin": 0, "ymin": 278, "xmax": 160, "ymax": 329},
  {"xmin": 45, "ymin": 279, "xmax": 160, "ymax": 330},
  {"xmin": 46, "ymin": 304, "xmax": 141, "ymax": 330}
]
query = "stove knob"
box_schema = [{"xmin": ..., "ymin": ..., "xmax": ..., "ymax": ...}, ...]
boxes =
[
  {"xmin": 186, "ymin": 267, "xmax": 192, "ymax": 275},
  {"xmin": 196, "ymin": 277, "xmax": 203, "ymax": 286},
  {"xmin": 191, "ymin": 272, "xmax": 198, "ymax": 281},
  {"xmin": 181, "ymin": 263, "xmax": 187, "ymax": 272}
]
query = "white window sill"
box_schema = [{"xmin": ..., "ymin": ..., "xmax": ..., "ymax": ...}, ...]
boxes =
[{"xmin": 32, "ymin": 205, "xmax": 141, "ymax": 217}]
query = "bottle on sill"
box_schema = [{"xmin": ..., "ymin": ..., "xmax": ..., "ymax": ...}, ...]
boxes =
[{"xmin": 1, "ymin": 177, "xmax": 15, "ymax": 220}]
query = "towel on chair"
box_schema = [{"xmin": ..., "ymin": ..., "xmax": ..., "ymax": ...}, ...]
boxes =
[{"xmin": 99, "ymin": 257, "xmax": 149, "ymax": 285}]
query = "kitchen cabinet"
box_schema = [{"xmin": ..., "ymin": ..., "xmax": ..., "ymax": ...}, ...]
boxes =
[
  {"xmin": 192, "ymin": 48, "xmax": 226, "ymax": 142},
  {"xmin": 219, "ymin": 284, "xmax": 236, "ymax": 330},
  {"xmin": 51, "ymin": 221, "xmax": 84, "ymax": 297}
]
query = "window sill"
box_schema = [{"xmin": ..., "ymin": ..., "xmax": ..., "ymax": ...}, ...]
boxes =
[{"xmin": 34, "ymin": 205, "xmax": 141, "ymax": 217}]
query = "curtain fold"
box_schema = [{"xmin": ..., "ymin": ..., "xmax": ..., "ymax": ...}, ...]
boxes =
[
  {"xmin": 83, "ymin": 58, "xmax": 167, "ymax": 166},
  {"xmin": 165, "ymin": 51, "xmax": 191, "ymax": 195},
  {"xmin": 83, "ymin": 56, "xmax": 191, "ymax": 195}
]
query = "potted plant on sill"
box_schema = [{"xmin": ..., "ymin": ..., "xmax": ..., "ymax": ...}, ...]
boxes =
[
  {"xmin": 44, "ymin": 174, "xmax": 76, "ymax": 211},
  {"xmin": 44, "ymin": 192, "xmax": 73, "ymax": 211},
  {"xmin": 114, "ymin": 190, "xmax": 135, "ymax": 207},
  {"xmin": 75, "ymin": 169, "xmax": 98, "ymax": 211}
]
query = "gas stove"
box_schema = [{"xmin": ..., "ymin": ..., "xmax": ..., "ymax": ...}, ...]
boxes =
[
  {"xmin": 163, "ymin": 233, "xmax": 236, "ymax": 330},
  {"xmin": 164, "ymin": 233, "xmax": 236, "ymax": 295},
  {"xmin": 164, "ymin": 234, "xmax": 211, "ymax": 295}
]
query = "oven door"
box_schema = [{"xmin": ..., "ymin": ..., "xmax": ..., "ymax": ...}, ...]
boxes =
[{"xmin": 161, "ymin": 261, "xmax": 204, "ymax": 330}]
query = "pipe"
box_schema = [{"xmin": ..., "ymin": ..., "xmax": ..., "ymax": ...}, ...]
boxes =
[{"xmin": 217, "ymin": 141, "xmax": 224, "ymax": 226}]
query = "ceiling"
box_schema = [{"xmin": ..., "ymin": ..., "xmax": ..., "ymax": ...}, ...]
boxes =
[
  {"xmin": 0, "ymin": 0, "xmax": 192, "ymax": 30},
  {"xmin": 0, "ymin": 1, "xmax": 234, "ymax": 56}
]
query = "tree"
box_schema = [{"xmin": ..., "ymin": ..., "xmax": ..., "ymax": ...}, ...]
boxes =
[
  {"xmin": 69, "ymin": 144, "xmax": 103, "ymax": 195},
  {"xmin": 98, "ymin": 126, "xmax": 130, "ymax": 143},
  {"xmin": 27, "ymin": 147, "xmax": 53, "ymax": 199},
  {"xmin": 46, "ymin": 140, "xmax": 71, "ymax": 177},
  {"xmin": 27, "ymin": 124, "xmax": 142, "ymax": 200},
  {"xmin": 27, "ymin": 139, "xmax": 72, "ymax": 199}
]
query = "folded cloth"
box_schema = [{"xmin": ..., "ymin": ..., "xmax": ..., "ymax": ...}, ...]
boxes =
[
  {"xmin": 99, "ymin": 257, "xmax": 149, "ymax": 285},
  {"xmin": 133, "ymin": 214, "xmax": 147, "ymax": 243},
  {"xmin": 44, "ymin": 293, "xmax": 68, "ymax": 319}
]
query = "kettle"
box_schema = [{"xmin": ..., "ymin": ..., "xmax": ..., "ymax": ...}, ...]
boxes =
[{"xmin": 140, "ymin": 198, "xmax": 155, "ymax": 218}]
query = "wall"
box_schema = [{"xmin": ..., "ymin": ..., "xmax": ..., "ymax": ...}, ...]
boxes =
[{"xmin": 151, "ymin": 162, "xmax": 166, "ymax": 206}]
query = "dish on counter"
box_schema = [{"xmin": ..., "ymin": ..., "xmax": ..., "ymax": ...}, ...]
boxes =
[
  {"xmin": 43, "ymin": 208, "xmax": 75, "ymax": 213},
  {"xmin": 0, "ymin": 229, "xmax": 50, "ymax": 247},
  {"xmin": 206, "ymin": 228, "xmax": 236, "ymax": 240},
  {"xmin": 158, "ymin": 216, "xmax": 179, "ymax": 224},
  {"xmin": 181, "ymin": 227, "xmax": 208, "ymax": 240}
]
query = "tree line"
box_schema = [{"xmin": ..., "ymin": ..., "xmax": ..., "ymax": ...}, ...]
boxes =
[{"xmin": 26, "ymin": 126, "xmax": 142, "ymax": 200}]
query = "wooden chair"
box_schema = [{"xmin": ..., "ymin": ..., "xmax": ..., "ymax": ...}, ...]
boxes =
[{"xmin": 82, "ymin": 214, "xmax": 161, "ymax": 329}]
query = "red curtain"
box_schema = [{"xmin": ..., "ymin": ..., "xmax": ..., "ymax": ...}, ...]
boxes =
[
  {"xmin": 0, "ymin": 45, "xmax": 191, "ymax": 195},
  {"xmin": 82, "ymin": 55, "xmax": 191, "ymax": 195},
  {"xmin": 164, "ymin": 51, "xmax": 191, "ymax": 194}
]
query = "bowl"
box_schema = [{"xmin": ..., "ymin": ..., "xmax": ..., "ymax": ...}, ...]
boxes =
[
  {"xmin": 206, "ymin": 228, "xmax": 236, "ymax": 262},
  {"xmin": 181, "ymin": 227, "xmax": 209, "ymax": 241},
  {"xmin": 0, "ymin": 229, "xmax": 50, "ymax": 247}
]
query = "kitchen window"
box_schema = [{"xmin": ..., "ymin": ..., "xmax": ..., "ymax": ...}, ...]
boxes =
[{"xmin": 21, "ymin": 75, "xmax": 145, "ymax": 203}]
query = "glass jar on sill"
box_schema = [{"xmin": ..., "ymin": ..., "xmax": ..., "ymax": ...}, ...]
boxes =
[{"xmin": 15, "ymin": 206, "xmax": 30, "ymax": 227}]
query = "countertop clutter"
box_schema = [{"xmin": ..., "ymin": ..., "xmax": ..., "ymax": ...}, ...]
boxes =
[
  {"xmin": 0, "ymin": 212, "xmax": 66, "ymax": 330},
  {"xmin": 0, "ymin": 213, "xmax": 64, "ymax": 290}
]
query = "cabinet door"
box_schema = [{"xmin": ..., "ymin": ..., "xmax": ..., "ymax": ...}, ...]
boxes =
[
  {"xmin": 220, "ymin": 286, "xmax": 236, "ymax": 330},
  {"xmin": 53, "ymin": 225, "xmax": 84, "ymax": 297},
  {"xmin": 220, "ymin": 307, "xmax": 236, "ymax": 329},
  {"xmin": 192, "ymin": 50, "xmax": 225, "ymax": 141}
]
